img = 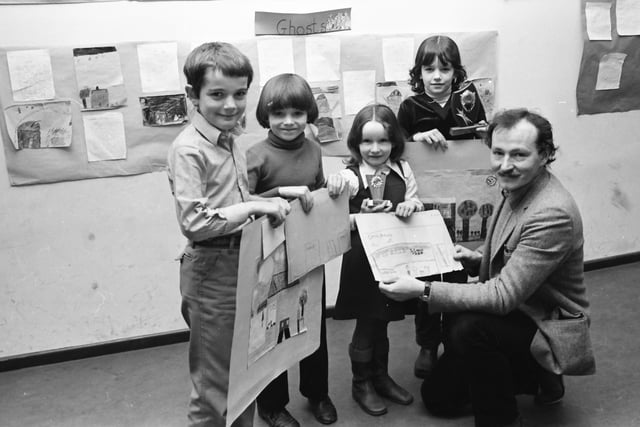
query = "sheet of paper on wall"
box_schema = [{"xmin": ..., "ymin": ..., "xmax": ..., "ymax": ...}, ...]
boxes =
[
  {"xmin": 342, "ymin": 70, "xmax": 376, "ymax": 115},
  {"xmin": 382, "ymin": 37, "xmax": 415, "ymax": 82},
  {"xmin": 137, "ymin": 42, "xmax": 181, "ymax": 93},
  {"xmin": 375, "ymin": 81, "xmax": 411, "ymax": 115},
  {"xmin": 595, "ymin": 52, "xmax": 626, "ymax": 90},
  {"xmin": 470, "ymin": 77, "xmax": 495, "ymax": 119},
  {"xmin": 228, "ymin": 215, "xmax": 324, "ymax": 427},
  {"xmin": 305, "ymin": 36, "xmax": 341, "ymax": 83},
  {"xmin": 257, "ymin": 38, "xmax": 295, "ymax": 86},
  {"xmin": 139, "ymin": 94, "xmax": 188, "ymax": 126},
  {"xmin": 82, "ymin": 112, "xmax": 127, "ymax": 162},
  {"xmin": 312, "ymin": 84, "xmax": 343, "ymax": 143},
  {"xmin": 6, "ymin": 49, "xmax": 55, "ymax": 102},
  {"xmin": 416, "ymin": 169, "xmax": 501, "ymax": 243},
  {"xmin": 73, "ymin": 46, "xmax": 127, "ymax": 111},
  {"xmin": 355, "ymin": 210, "xmax": 463, "ymax": 282},
  {"xmin": 262, "ymin": 221, "xmax": 285, "ymax": 259},
  {"xmin": 4, "ymin": 101, "xmax": 72, "ymax": 150},
  {"xmin": 585, "ymin": 2, "xmax": 612, "ymax": 40},
  {"xmin": 285, "ymin": 188, "xmax": 350, "ymax": 284},
  {"xmin": 616, "ymin": 0, "xmax": 640, "ymax": 36}
]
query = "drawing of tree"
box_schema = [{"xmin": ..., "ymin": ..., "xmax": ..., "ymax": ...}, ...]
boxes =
[
  {"xmin": 79, "ymin": 87, "xmax": 90, "ymax": 109},
  {"xmin": 298, "ymin": 289, "xmax": 308, "ymax": 318}
]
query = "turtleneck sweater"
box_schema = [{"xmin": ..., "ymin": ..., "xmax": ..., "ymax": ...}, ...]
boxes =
[{"xmin": 246, "ymin": 130, "xmax": 325, "ymax": 198}]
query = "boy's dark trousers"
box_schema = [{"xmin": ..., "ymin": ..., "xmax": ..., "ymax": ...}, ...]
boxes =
[{"xmin": 257, "ymin": 283, "xmax": 329, "ymax": 410}]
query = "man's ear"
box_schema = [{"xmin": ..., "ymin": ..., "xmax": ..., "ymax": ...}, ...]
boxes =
[{"xmin": 185, "ymin": 84, "xmax": 198, "ymax": 106}]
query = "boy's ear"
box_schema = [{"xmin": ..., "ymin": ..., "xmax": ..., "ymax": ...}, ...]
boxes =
[{"xmin": 185, "ymin": 84, "xmax": 198, "ymax": 104}]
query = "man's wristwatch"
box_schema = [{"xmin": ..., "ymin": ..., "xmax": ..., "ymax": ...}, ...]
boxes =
[{"xmin": 420, "ymin": 281, "xmax": 431, "ymax": 302}]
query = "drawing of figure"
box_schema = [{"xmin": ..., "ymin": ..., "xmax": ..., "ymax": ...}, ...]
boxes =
[
  {"xmin": 385, "ymin": 88, "xmax": 403, "ymax": 113},
  {"xmin": 479, "ymin": 203, "xmax": 494, "ymax": 239},
  {"xmin": 457, "ymin": 199, "xmax": 478, "ymax": 242},
  {"xmin": 17, "ymin": 121, "xmax": 40, "ymax": 149},
  {"xmin": 277, "ymin": 318, "xmax": 291, "ymax": 343},
  {"xmin": 79, "ymin": 87, "xmax": 91, "ymax": 109},
  {"xmin": 315, "ymin": 93, "xmax": 331, "ymax": 114},
  {"xmin": 297, "ymin": 289, "xmax": 308, "ymax": 332}
]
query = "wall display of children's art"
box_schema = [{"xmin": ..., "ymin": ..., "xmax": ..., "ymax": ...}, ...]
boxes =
[
  {"xmin": 0, "ymin": 43, "xmax": 189, "ymax": 185},
  {"xmin": 0, "ymin": 31, "xmax": 496, "ymax": 185},
  {"xmin": 577, "ymin": 0, "xmax": 640, "ymax": 114}
]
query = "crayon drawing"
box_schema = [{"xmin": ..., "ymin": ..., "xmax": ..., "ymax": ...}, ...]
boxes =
[
  {"xmin": 3, "ymin": 101, "xmax": 72, "ymax": 150},
  {"xmin": 73, "ymin": 46, "xmax": 127, "ymax": 111},
  {"xmin": 139, "ymin": 94, "xmax": 188, "ymax": 127}
]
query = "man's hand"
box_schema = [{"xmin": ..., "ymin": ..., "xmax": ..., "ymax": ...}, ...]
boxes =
[
  {"xmin": 453, "ymin": 244, "xmax": 482, "ymax": 269},
  {"xmin": 378, "ymin": 275, "xmax": 426, "ymax": 301},
  {"xmin": 279, "ymin": 186, "xmax": 313, "ymax": 213},
  {"xmin": 414, "ymin": 129, "xmax": 448, "ymax": 151},
  {"xmin": 326, "ymin": 173, "xmax": 346, "ymax": 198}
]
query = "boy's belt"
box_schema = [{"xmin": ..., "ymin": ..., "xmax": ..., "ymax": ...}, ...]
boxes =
[{"xmin": 191, "ymin": 232, "xmax": 242, "ymax": 249}]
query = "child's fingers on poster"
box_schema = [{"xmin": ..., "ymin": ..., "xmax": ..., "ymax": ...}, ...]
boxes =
[
  {"xmin": 301, "ymin": 192, "xmax": 314, "ymax": 213},
  {"xmin": 326, "ymin": 173, "xmax": 346, "ymax": 198}
]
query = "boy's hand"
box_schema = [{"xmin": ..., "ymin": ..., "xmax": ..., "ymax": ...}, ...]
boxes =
[
  {"xmin": 326, "ymin": 173, "xmax": 345, "ymax": 198},
  {"xmin": 359, "ymin": 199, "xmax": 393, "ymax": 213},
  {"xmin": 395, "ymin": 201, "xmax": 416, "ymax": 218},
  {"xmin": 414, "ymin": 129, "xmax": 448, "ymax": 151},
  {"xmin": 279, "ymin": 186, "xmax": 313, "ymax": 213},
  {"xmin": 264, "ymin": 198, "xmax": 291, "ymax": 227}
]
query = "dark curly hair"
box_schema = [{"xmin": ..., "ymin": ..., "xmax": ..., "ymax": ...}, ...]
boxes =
[{"xmin": 408, "ymin": 35, "xmax": 467, "ymax": 94}]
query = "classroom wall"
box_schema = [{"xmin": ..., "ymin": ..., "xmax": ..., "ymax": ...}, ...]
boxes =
[{"xmin": 1, "ymin": 0, "xmax": 639, "ymax": 359}]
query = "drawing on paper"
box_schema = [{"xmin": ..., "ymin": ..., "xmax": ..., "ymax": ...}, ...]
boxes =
[
  {"xmin": 311, "ymin": 85, "xmax": 342, "ymax": 143},
  {"xmin": 470, "ymin": 78, "xmax": 495, "ymax": 119},
  {"xmin": 139, "ymin": 94, "xmax": 188, "ymax": 126},
  {"xmin": 248, "ymin": 243, "xmax": 308, "ymax": 366},
  {"xmin": 73, "ymin": 46, "xmax": 127, "ymax": 111},
  {"xmin": 3, "ymin": 101, "xmax": 72, "ymax": 150},
  {"xmin": 6, "ymin": 49, "xmax": 56, "ymax": 102},
  {"xmin": 355, "ymin": 210, "xmax": 463, "ymax": 282},
  {"xmin": 375, "ymin": 81, "xmax": 411, "ymax": 115},
  {"xmin": 419, "ymin": 169, "xmax": 501, "ymax": 243}
]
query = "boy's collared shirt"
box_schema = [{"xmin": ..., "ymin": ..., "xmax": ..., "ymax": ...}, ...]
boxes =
[{"xmin": 167, "ymin": 111, "xmax": 252, "ymax": 241}]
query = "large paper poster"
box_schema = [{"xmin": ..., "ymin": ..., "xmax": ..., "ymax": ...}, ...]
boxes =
[
  {"xmin": 402, "ymin": 138, "xmax": 501, "ymax": 244},
  {"xmin": 355, "ymin": 210, "xmax": 463, "ymax": 282},
  {"xmin": 227, "ymin": 189, "xmax": 349, "ymax": 426}
]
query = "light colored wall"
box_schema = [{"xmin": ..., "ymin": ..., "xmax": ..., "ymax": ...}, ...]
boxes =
[{"xmin": 1, "ymin": 0, "xmax": 639, "ymax": 358}]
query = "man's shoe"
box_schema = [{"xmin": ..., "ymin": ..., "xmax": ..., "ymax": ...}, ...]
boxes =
[
  {"xmin": 257, "ymin": 406, "xmax": 300, "ymax": 427},
  {"xmin": 414, "ymin": 347, "xmax": 437, "ymax": 379},
  {"xmin": 308, "ymin": 395, "xmax": 338, "ymax": 424},
  {"xmin": 534, "ymin": 372, "xmax": 564, "ymax": 406}
]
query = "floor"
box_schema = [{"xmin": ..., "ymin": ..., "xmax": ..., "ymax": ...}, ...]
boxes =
[{"xmin": 2, "ymin": 262, "xmax": 640, "ymax": 427}]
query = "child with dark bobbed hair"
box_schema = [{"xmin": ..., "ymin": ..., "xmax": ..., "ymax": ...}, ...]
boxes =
[{"xmin": 247, "ymin": 73, "xmax": 340, "ymax": 427}]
